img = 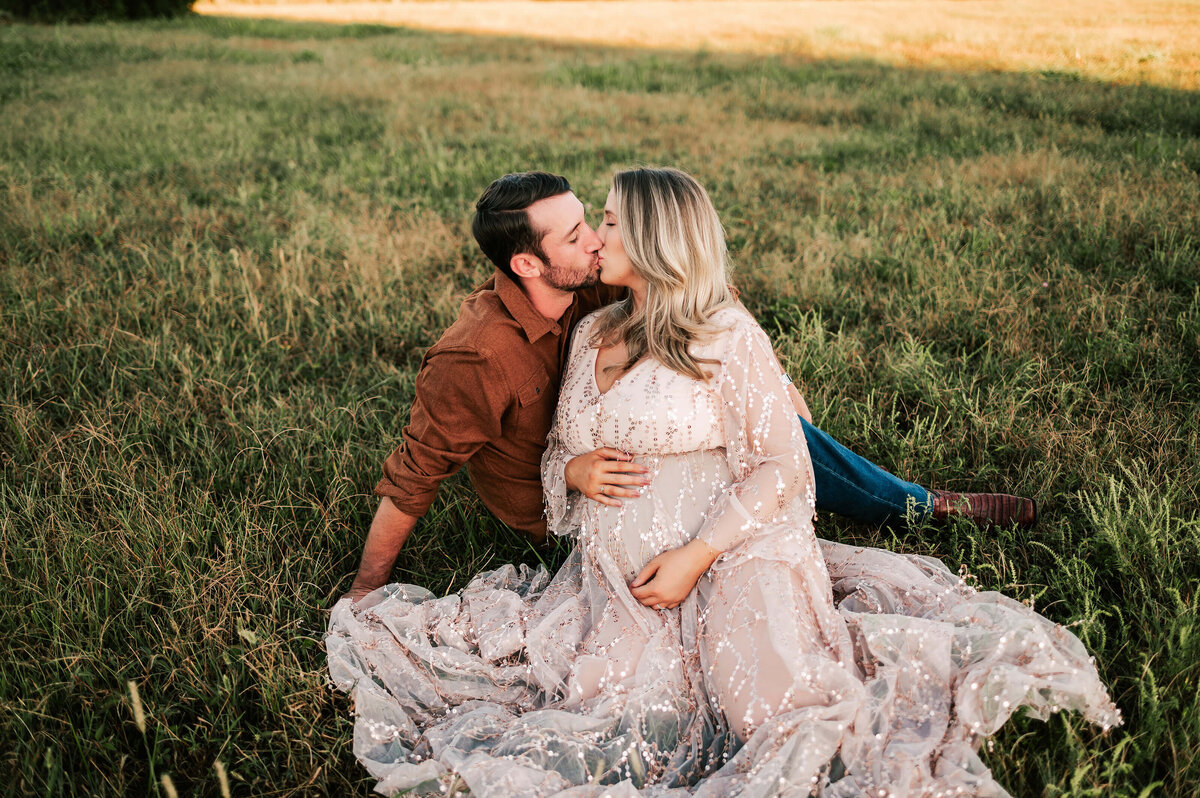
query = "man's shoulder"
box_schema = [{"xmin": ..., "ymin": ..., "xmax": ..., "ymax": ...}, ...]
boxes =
[
  {"xmin": 430, "ymin": 281, "xmax": 524, "ymax": 356},
  {"xmin": 415, "ymin": 280, "xmax": 539, "ymax": 403}
]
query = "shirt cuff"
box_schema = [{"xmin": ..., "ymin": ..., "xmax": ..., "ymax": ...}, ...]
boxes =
[{"xmin": 373, "ymin": 477, "xmax": 437, "ymax": 520}]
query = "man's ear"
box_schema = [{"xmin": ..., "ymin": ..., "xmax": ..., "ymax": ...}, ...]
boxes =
[{"xmin": 509, "ymin": 253, "xmax": 542, "ymax": 280}]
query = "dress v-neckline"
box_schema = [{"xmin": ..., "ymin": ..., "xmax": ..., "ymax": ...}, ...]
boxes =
[{"xmin": 591, "ymin": 345, "xmax": 649, "ymax": 397}]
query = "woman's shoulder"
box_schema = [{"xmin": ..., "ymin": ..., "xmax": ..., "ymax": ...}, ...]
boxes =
[
  {"xmin": 707, "ymin": 304, "xmax": 757, "ymax": 330},
  {"xmin": 580, "ymin": 307, "xmax": 607, "ymax": 326},
  {"xmin": 572, "ymin": 309, "xmax": 606, "ymax": 341},
  {"xmin": 703, "ymin": 304, "xmax": 766, "ymax": 348},
  {"xmin": 684, "ymin": 305, "xmax": 762, "ymax": 370}
]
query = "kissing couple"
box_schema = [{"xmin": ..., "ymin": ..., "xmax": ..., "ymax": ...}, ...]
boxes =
[{"xmin": 327, "ymin": 168, "xmax": 1119, "ymax": 797}]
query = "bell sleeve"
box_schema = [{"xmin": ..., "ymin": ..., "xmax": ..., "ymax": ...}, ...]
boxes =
[
  {"xmin": 539, "ymin": 315, "xmax": 600, "ymax": 538},
  {"xmin": 696, "ymin": 317, "xmax": 816, "ymax": 554},
  {"xmin": 541, "ymin": 421, "xmax": 583, "ymax": 538}
]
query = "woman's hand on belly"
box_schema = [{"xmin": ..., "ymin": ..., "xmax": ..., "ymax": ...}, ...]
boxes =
[
  {"xmin": 629, "ymin": 539, "xmax": 722, "ymax": 610},
  {"xmin": 565, "ymin": 447, "xmax": 650, "ymax": 507}
]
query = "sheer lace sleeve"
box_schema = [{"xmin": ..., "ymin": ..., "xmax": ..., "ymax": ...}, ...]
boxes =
[
  {"xmin": 541, "ymin": 423, "xmax": 581, "ymax": 538},
  {"xmin": 540, "ymin": 315, "xmax": 598, "ymax": 538},
  {"xmin": 697, "ymin": 315, "xmax": 815, "ymax": 553}
]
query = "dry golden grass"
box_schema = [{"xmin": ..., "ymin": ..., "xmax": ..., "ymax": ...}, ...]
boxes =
[{"xmin": 195, "ymin": 0, "xmax": 1200, "ymax": 90}]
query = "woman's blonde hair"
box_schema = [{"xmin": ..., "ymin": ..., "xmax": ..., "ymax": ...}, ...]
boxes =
[{"xmin": 592, "ymin": 167, "xmax": 736, "ymax": 381}]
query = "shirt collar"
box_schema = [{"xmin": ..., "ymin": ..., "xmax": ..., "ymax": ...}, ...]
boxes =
[{"xmin": 493, "ymin": 270, "xmax": 568, "ymax": 343}]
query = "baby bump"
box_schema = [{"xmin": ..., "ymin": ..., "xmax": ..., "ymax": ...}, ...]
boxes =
[{"xmin": 590, "ymin": 449, "xmax": 732, "ymax": 581}]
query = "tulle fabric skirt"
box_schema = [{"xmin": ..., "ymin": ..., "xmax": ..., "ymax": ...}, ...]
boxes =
[{"xmin": 327, "ymin": 537, "xmax": 1119, "ymax": 797}]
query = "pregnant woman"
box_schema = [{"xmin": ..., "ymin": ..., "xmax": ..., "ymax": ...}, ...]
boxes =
[{"xmin": 327, "ymin": 168, "xmax": 1119, "ymax": 797}]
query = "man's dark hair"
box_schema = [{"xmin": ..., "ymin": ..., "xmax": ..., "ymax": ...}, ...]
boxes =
[{"xmin": 472, "ymin": 172, "xmax": 572, "ymax": 278}]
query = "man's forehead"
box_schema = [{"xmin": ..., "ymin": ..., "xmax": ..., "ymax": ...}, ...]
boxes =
[{"xmin": 527, "ymin": 192, "xmax": 585, "ymax": 235}]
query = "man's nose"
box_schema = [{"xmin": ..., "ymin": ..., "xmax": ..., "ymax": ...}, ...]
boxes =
[{"xmin": 584, "ymin": 225, "xmax": 602, "ymax": 252}]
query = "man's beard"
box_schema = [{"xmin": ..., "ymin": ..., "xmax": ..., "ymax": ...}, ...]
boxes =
[{"xmin": 542, "ymin": 257, "xmax": 599, "ymax": 291}]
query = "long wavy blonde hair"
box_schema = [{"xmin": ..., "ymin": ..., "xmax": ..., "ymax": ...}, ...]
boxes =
[{"xmin": 591, "ymin": 167, "xmax": 736, "ymax": 381}]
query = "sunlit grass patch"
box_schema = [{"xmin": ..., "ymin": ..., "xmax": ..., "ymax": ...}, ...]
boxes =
[{"xmin": 193, "ymin": 0, "xmax": 1200, "ymax": 91}]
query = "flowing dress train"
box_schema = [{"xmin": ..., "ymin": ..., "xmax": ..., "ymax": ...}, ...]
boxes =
[{"xmin": 327, "ymin": 307, "xmax": 1120, "ymax": 797}]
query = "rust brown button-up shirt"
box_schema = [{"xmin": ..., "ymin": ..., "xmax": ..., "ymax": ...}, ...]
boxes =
[{"xmin": 375, "ymin": 271, "xmax": 622, "ymax": 542}]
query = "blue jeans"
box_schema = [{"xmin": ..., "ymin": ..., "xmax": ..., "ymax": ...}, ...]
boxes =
[{"xmin": 800, "ymin": 417, "xmax": 933, "ymax": 527}]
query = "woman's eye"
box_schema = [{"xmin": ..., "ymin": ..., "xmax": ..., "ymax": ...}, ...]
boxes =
[{"xmin": 605, "ymin": 222, "xmax": 615, "ymax": 227}]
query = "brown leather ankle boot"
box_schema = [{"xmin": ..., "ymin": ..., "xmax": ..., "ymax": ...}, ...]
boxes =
[{"xmin": 930, "ymin": 489, "xmax": 1038, "ymax": 529}]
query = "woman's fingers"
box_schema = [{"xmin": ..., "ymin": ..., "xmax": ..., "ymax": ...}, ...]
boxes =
[
  {"xmin": 589, "ymin": 464, "xmax": 649, "ymax": 503},
  {"xmin": 634, "ymin": 590, "xmax": 662, "ymax": 607},
  {"xmin": 593, "ymin": 492, "xmax": 623, "ymax": 507},
  {"xmin": 599, "ymin": 469, "xmax": 650, "ymax": 486},
  {"xmin": 599, "ymin": 458, "xmax": 649, "ymax": 474},
  {"xmin": 602, "ymin": 483, "xmax": 642, "ymax": 499},
  {"xmin": 630, "ymin": 560, "xmax": 659, "ymax": 590},
  {"xmin": 575, "ymin": 448, "xmax": 650, "ymax": 505},
  {"xmin": 594, "ymin": 447, "xmax": 633, "ymax": 461},
  {"xmin": 590, "ymin": 480, "xmax": 636, "ymax": 504},
  {"xmin": 596, "ymin": 462, "xmax": 650, "ymax": 500},
  {"xmin": 596, "ymin": 473, "xmax": 648, "ymax": 496},
  {"xmin": 639, "ymin": 596, "xmax": 681, "ymax": 610}
]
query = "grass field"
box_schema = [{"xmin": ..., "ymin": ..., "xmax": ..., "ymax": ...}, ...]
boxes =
[{"xmin": 2, "ymin": 11, "xmax": 1199, "ymax": 797}]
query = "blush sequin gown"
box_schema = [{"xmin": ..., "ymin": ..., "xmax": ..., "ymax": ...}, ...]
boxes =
[{"xmin": 327, "ymin": 307, "xmax": 1120, "ymax": 797}]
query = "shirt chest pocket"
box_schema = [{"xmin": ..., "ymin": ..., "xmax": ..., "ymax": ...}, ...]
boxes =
[
  {"xmin": 516, "ymin": 365, "xmax": 552, "ymax": 408},
  {"xmin": 509, "ymin": 365, "xmax": 554, "ymax": 445}
]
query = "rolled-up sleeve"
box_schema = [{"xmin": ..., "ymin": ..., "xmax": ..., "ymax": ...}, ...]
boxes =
[{"xmin": 375, "ymin": 347, "xmax": 507, "ymax": 519}]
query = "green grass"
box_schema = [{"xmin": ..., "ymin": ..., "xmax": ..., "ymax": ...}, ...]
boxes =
[{"xmin": 1, "ymin": 14, "xmax": 1198, "ymax": 797}]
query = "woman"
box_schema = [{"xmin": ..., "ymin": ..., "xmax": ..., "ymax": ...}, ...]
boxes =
[{"xmin": 327, "ymin": 168, "xmax": 1119, "ymax": 797}]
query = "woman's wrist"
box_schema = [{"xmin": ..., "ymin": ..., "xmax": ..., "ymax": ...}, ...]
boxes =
[
  {"xmin": 563, "ymin": 455, "xmax": 583, "ymax": 493},
  {"xmin": 686, "ymin": 538, "xmax": 721, "ymax": 571}
]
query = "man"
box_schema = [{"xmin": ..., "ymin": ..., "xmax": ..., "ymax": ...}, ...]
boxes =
[{"xmin": 342, "ymin": 171, "xmax": 1036, "ymax": 602}]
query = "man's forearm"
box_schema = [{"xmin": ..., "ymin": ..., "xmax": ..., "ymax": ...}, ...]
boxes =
[{"xmin": 346, "ymin": 498, "xmax": 421, "ymax": 599}]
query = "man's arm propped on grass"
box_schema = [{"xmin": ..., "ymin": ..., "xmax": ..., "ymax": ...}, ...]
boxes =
[{"xmin": 342, "ymin": 498, "xmax": 420, "ymax": 604}]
